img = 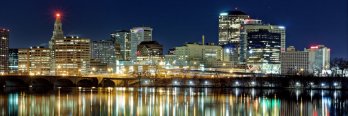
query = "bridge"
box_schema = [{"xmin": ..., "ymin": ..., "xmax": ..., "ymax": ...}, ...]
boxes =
[{"xmin": 0, "ymin": 75, "xmax": 348, "ymax": 89}]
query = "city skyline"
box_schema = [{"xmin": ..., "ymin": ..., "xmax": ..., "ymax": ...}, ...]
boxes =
[{"xmin": 0, "ymin": 0, "xmax": 347, "ymax": 58}]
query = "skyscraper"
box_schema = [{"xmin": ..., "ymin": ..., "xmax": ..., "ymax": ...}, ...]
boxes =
[
  {"xmin": 49, "ymin": 13, "xmax": 91, "ymax": 76},
  {"xmin": 244, "ymin": 29, "xmax": 281, "ymax": 74},
  {"xmin": 130, "ymin": 27, "xmax": 153, "ymax": 61},
  {"xmin": 111, "ymin": 30, "xmax": 131, "ymax": 61},
  {"xmin": 218, "ymin": 10, "xmax": 263, "ymax": 65},
  {"xmin": 0, "ymin": 29, "xmax": 9, "ymax": 74},
  {"xmin": 240, "ymin": 24, "xmax": 286, "ymax": 63},
  {"xmin": 218, "ymin": 10, "xmax": 251, "ymax": 45},
  {"xmin": 49, "ymin": 13, "xmax": 65, "ymax": 75}
]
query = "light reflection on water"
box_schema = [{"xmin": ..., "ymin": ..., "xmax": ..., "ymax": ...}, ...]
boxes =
[{"xmin": 0, "ymin": 88, "xmax": 347, "ymax": 116}]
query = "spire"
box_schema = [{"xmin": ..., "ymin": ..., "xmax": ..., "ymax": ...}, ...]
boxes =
[{"xmin": 51, "ymin": 12, "xmax": 64, "ymax": 40}]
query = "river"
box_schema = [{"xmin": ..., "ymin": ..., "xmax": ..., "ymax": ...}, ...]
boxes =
[{"xmin": 0, "ymin": 87, "xmax": 347, "ymax": 116}]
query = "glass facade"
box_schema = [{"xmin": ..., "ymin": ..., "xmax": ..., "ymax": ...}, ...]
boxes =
[
  {"xmin": 111, "ymin": 30, "xmax": 131, "ymax": 61},
  {"xmin": 130, "ymin": 27, "xmax": 153, "ymax": 61},
  {"xmin": 91, "ymin": 39, "xmax": 116, "ymax": 72},
  {"xmin": 8, "ymin": 49, "xmax": 18, "ymax": 74},
  {"xmin": 246, "ymin": 29, "xmax": 281, "ymax": 74}
]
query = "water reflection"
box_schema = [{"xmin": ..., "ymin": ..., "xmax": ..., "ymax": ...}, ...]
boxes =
[{"xmin": 0, "ymin": 87, "xmax": 347, "ymax": 115}]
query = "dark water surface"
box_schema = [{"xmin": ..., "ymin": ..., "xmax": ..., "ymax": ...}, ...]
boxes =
[{"xmin": 0, "ymin": 87, "xmax": 347, "ymax": 116}]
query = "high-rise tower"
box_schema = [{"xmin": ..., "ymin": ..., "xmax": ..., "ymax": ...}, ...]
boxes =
[
  {"xmin": 49, "ymin": 13, "xmax": 65, "ymax": 75},
  {"xmin": 0, "ymin": 29, "xmax": 9, "ymax": 74},
  {"xmin": 51, "ymin": 13, "xmax": 64, "ymax": 40},
  {"xmin": 130, "ymin": 27, "xmax": 153, "ymax": 61}
]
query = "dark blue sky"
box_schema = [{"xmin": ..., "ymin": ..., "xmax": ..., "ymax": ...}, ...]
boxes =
[{"xmin": 0, "ymin": 0, "xmax": 347, "ymax": 58}]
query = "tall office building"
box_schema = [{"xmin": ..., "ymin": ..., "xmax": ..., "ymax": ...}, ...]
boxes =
[
  {"xmin": 8, "ymin": 49, "xmax": 18, "ymax": 74},
  {"xmin": 49, "ymin": 13, "xmax": 65, "ymax": 75},
  {"xmin": 18, "ymin": 48, "xmax": 30, "ymax": 75},
  {"xmin": 130, "ymin": 27, "xmax": 153, "ymax": 61},
  {"xmin": 111, "ymin": 30, "xmax": 131, "ymax": 61},
  {"xmin": 53, "ymin": 36, "xmax": 91, "ymax": 76},
  {"xmin": 29, "ymin": 46, "xmax": 51, "ymax": 75},
  {"xmin": 49, "ymin": 13, "xmax": 91, "ymax": 76},
  {"xmin": 281, "ymin": 46, "xmax": 309, "ymax": 75},
  {"xmin": 17, "ymin": 47, "xmax": 51, "ymax": 75},
  {"xmin": 219, "ymin": 10, "xmax": 251, "ymax": 45},
  {"xmin": 240, "ymin": 24, "xmax": 286, "ymax": 63},
  {"xmin": 305, "ymin": 45, "xmax": 330, "ymax": 76},
  {"xmin": 0, "ymin": 29, "xmax": 10, "ymax": 74},
  {"xmin": 244, "ymin": 29, "xmax": 281, "ymax": 74},
  {"xmin": 218, "ymin": 10, "xmax": 263, "ymax": 65},
  {"xmin": 91, "ymin": 39, "xmax": 116, "ymax": 71}
]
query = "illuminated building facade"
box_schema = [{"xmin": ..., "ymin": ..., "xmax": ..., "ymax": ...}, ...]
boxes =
[
  {"xmin": 49, "ymin": 13, "xmax": 65, "ymax": 75},
  {"xmin": 0, "ymin": 29, "xmax": 10, "ymax": 74},
  {"xmin": 174, "ymin": 43, "xmax": 223, "ymax": 68},
  {"xmin": 218, "ymin": 10, "xmax": 251, "ymax": 45},
  {"xmin": 111, "ymin": 30, "xmax": 131, "ymax": 61},
  {"xmin": 305, "ymin": 45, "xmax": 330, "ymax": 76},
  {"xmin": 137, "ymin": 41, "xmax": 163, "ymax": 57},
  {"xmin": 18, "ymin": 48, "xmax": 30, "ymax": 75},
  {"xmin": 52, "ymin": 36, "xmax": 91, "ymax": 76},
  {"xmin": 49, "ymin": 13, "xmax": 91, "ymax": 76},
  {"xmin": 130, "ymin": 27, "xmax": 153, "ymax": 61},
  {"xmin": 28, "ymin": 46, "xmax": 50, "ymax": 75},
  {"xmin": 244, "ymin": 29, "xmax": 281, "ymax": 74},
  {"xmin": 240, "ymin": 24, "xmax": 286, "ymax": 63},
  {"xmin": 280, "ymin": 46, "xmax": 309, "ymax": 75},
  {"xmin": 91, "ymin": 39, "xmax": 116, "ymax": 72},
  {"xmin": 8, "ymin": 49, "xmax": 18, "ymax": 74}
]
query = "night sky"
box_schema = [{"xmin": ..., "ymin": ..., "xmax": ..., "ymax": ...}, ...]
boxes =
[{"xmin": 0, "ymin": 0, "xmax": 347, "ymax": 58}]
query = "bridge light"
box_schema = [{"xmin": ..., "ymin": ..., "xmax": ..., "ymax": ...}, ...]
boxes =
[
  {"xmin": 235, "ymin": 81, "xmax": 239, "ymax": 85},
  {"xmin": 310, "ymin": 82, "xmax": 314, "ymax": 85},
  {"xmin": 189, "ymin": 81, "xmax": 193, "ymax": 85},
  {"xmin": 205, "ymin": 81, "xmax": 208, "ymax": 84},
  {"xmin": 333, "ymin": 82, "xmax": 338, "ymax": 86},
  {"xmin": 296, "ymin": 82, "xmax": 300, "ymax": 86},
  {"xmin": 321, "ymin": 83, "xmax": 325, "ymax": 87},
  {"xmin": 173, "ymin": 81, "xmax": 178, "ymax": 85},
  {"xmin": 251, "ymin": 81, "xmax": 255, "ymax": 85}
]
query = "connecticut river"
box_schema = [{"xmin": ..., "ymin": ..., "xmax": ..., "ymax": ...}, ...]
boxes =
[{"xmin": 0, "ymin": 87, "xmax": 347, "ymax": 116}]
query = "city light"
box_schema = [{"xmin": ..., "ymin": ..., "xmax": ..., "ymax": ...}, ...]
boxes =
[
  {"xmin": 278, "ymin": 26, "xmax": 285, "ymax": 29},
  {"xmin": 220, "ymin": 12, "xmax": 228, "ymax": 16}
]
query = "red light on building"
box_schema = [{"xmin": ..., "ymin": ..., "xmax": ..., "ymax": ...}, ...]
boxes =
[
  {"xmin": 56, "ymin": 13, "xmax": 61, "ymax": 17},
  {"xmin": 310, "ymin": 46, "xmax": 318, "ymax": 49}
]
